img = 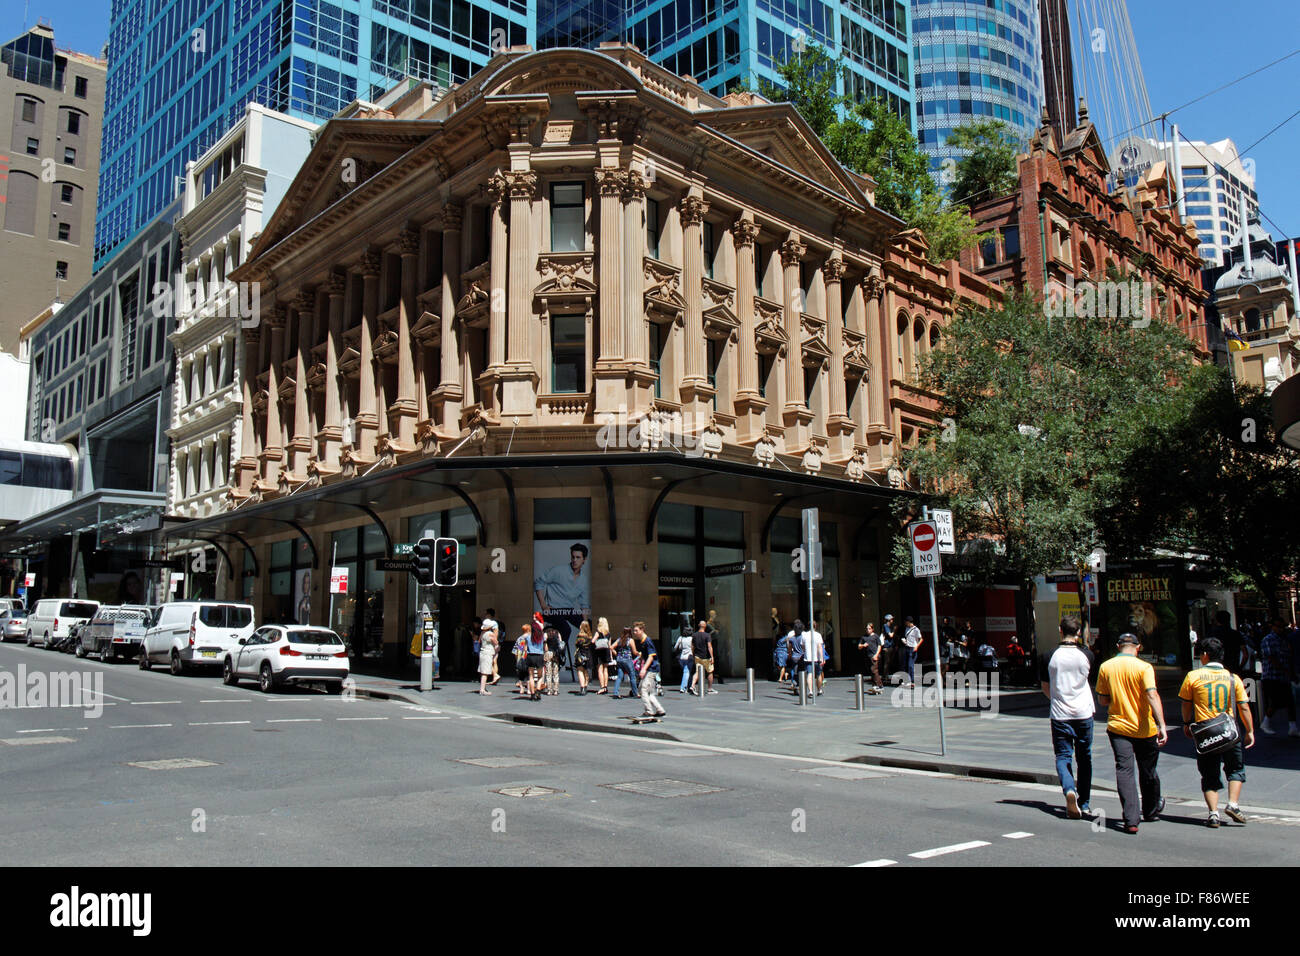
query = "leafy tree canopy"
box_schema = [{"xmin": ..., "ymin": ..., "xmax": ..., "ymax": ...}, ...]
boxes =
[{"xmin": 945, "ymin": 119, "xmax": 1022, "ymax": 209}]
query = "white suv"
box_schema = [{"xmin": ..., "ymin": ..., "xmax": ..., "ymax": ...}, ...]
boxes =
[
  {"xmin": 223, "ymin": 625, "xmax": 351, "ymax": 694},
  {"xmin": 140, "ymin": 602, "xmax": 256, "ymax": 674},
  {"xmin": 26, "ymin": 599, "xmax": 101, "ymax": 648}
]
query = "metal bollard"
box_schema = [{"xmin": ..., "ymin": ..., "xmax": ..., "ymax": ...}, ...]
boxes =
[
  {"xmin": 798, "ymin": 669, "xmax": 807, "ymax": 706},
  {"xmin": 855, "ymin": 673, "xmax": 864, "ymax": 711},
  {"xmin": 746, "ymin": 667, "xmax": 754, "ymax": 702},
  {"xmin": 420, "ymin": 651, "xmax": 433, "ymax": 692}
]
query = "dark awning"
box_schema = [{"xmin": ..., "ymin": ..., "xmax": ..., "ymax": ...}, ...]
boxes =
[{"xmin": 0, "ymin": 489, "xmax": 167, "ymax": 554}]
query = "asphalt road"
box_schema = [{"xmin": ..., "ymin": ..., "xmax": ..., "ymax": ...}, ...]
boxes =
[{"xmin": 1, "ymin": 640, "xmax": 1295, "ymax": 867}]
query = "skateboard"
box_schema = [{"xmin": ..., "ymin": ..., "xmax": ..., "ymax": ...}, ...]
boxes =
[{"xmin": 628, "ymin": 715, "xmax": 664, "ymax": 724}]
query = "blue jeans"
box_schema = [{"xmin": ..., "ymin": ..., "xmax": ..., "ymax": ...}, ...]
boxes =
[
  {"xmin": 1050, "ymin": 717, "xmax": 1094, "ymax": 805},
  {"xmin": 902, "ymin": 647, "xmax": 917, "ymax": 683},
  {"xmin": 613, "ymin": 658, "xmax": 639, "ymax": 697},
  {"xmin": 679, "ymin": 658, "xmax": 693, "ymax": 692}
]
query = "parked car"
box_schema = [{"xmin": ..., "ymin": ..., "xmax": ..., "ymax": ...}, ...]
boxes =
[
  {"xmin": 0, "ymin": 597, "xmax": 26, "ymax": 615},
  {"xmin": 0, "ymin": 608, "xmax": 27, "ymax": 641},
  {"xmin": 25, "ymin": 599, "xmax": 101, "ymax": 648},
  {"xmin": 223, "ymin": 625, "xmax": 350, "ymax": 694},
  {"xmin": 139, "ymin": 602, "xmax": 256, "ymax": 675},
  {"xmin": 78, "ymin": 605, "xmax": 151, "ymax": 662}
]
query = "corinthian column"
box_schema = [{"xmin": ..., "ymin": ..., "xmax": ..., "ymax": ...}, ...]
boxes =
[
  {"xmin": 234, "ymin": 322, "xmax": 260, "ymax": 495},
  {"xmin": 780, "ymin": 235, "xmax": 810, "ymax": 451},
  {"xmin": 317, "ymin": 270, "xmax": 346, "ymax": 471},
  {"xmin": 731, "ymin": 215, "xmax": 764, "ymax": 444},
  {"xmin": 285, "ymin": 289, "xmax": 314, "ymax": 480},
  {"xmin": 353, "ymin": 251, "xmax": 381, "ymax": 463},
  {"xmin": 389, "ymin": 228, "xmax": 420, "ymax": 450},
  {"xmin": 594, "ymin": 164, "xmax": 626, "ymax": 415},
  {"xmin": 678, "ymin": 192, "xmax": 711, "ymax": 420},
  {"xmin": 260, "ymin": 305, "xmax": 287, "ymax": 486},
  {"xmin": 435, "ymin": 204, "xmax": 463, "ymax": 432},
  {"xmin": 824, "ymin": 255, "xmax": 853, "ymax": 460},
  {"xmin": 501, "ymin": 167, "xmax": 539, "ymax": 416},
  {"xmin": 622, "ymin": 168, "xmax": 656, "ymax": 414}
]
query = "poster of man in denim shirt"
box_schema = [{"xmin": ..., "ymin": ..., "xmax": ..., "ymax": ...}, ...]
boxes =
[{"xmin": 534, "ymin": 540, "xmax": 591, "ymax": 646}]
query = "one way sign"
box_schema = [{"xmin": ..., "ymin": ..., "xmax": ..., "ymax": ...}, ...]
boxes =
[{"xmin": 910, "ymin": 521, "xmax": 942, "ymax": 578}]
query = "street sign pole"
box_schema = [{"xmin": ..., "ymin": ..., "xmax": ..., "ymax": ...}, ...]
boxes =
[
  {"xmin": 327, "ymin": 541, "xmax": 338, "ymax": 632},
  {"xmin": 802, "ymin": 508, "xmax": 819, "ymax": 707},
  {"xmin": 419, "ymin": 588, "xmax": 435, "ymax": 692},
  {"xmin": 921, "ymin": 507, "xmax": 947, "ymax": 756}
]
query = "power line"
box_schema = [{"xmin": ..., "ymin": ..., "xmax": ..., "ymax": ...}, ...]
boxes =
[{"xmin": 1110, "ymin": 47, "xmax": 1300, "ymax": 142}]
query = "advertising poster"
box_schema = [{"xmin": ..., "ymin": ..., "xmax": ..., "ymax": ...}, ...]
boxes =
[
  {"xmin": 533, "ymin": 537, "xmax": 591, "ymax": 645},
  {"xmin": 1103, "ymin": 570, "xmax": 1180, "ymax": 666},
  {"xmin": 294, "ymin": 568, "xmax": 312, "ymax": 625}
]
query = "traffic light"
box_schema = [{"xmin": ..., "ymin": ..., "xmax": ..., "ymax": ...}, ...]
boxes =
[
  {"xmin": 434, "ymin": 536, "xmax": 458, "ymax": 587},
  {"xmin": 413, "ymin": 537, "xmax": 435, "ymax": 586}
]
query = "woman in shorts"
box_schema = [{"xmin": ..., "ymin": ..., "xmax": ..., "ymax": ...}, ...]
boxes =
[{"xmin": 594, "ymin": 617, "xmax": 612, "ymax": 694}]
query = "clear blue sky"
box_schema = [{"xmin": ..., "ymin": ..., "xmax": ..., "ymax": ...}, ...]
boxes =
[{"xmin": 4, "ymin": 0, "xmax": 1299, "ymax": 237}]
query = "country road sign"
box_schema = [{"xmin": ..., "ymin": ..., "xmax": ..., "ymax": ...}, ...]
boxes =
[
  {"xmin": 910, "ymin": 521, "xmax": 942, "ymax": 577},
  {"xmin": 932, "ymin": 509, "xmax": 955, "ymax": 554}
]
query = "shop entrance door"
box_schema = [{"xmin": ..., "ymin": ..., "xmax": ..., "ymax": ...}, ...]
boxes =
[{"xmin": 658, "ymin": 586, "xmax": 694, "ymax": 687}]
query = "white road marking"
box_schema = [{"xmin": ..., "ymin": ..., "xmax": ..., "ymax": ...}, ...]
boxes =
[
  {"xmin": 2, "ymin": 736, "xmax": 76, "ymax": 745},
  {"xmin": 84, "ymin": 689, "xmax": 132, "ymax": 702},
  {"xmin": 15, "ymin": 728, "xmax": 58, "ymax": 734},
  {"xmin": 110, "ymin": 724, "xmax": 172, "ymax": 729},
  {"xmin": 266, "ymin": 718, "xmax": 321, "ymax": 724},
  {"xmin": 852, "ymin": 859, "xmax": 898, "ymax": 867},
  {"xmin": 1002, "ymin": 831, "xmax": 1034, "ymax": 840},
  {"xmin": 199, "ymin": 699, "xmax": 250, "ymax": 704},
  {"xmin": 188, "ymin": 721, "xmax": 251, "ymax": 726},
  {"xmin": 909, "ymin": 840, "xmax": 991, "ymax": 860},
  {"xmin": 132, "ymin": 701, "xmax": 182, "ymax": 705},
  {"xmin": 337, "ymin": 717, "xmax": 388, "ymax": 721},
  {"xmin": 403, "ymin": 716, "xmax": 449, "ymax": 720}
]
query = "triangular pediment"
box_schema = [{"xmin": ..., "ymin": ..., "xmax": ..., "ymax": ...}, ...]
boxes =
[
  {"xmin": 251, "ymin": 121, "xmax": 434, "ymax": 259},
  {"xmin": 702, "ymin": 107, "xmax": 869, "ymax": 202}
]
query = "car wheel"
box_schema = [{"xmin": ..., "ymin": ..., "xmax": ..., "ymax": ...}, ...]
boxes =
[
  {"xmin": 258, "ymin": 662, "xmax": 277, "ymax": 694},
  {"xmin": 43, "ymin": 632, "xmax": 51, "ymax": 648},
  {"xmin": 139, "ymin": 653, "xmax": 151, "ymax": 670},
  {"xmin": 170, "ymin": 651, "xmax": 184, "ymax": 676},
  {"xmin": 25, "ymin": 631, "xmax": 32, "ymax": 646},
  {"xmin": 103, "ymin": 648, "xmax": 116, "ymax": 664},
  {"xmin": 326, "ymin": 681, "xmax": 343, "ymax": 695},
  {"xmin": 75, "ymin": 642, "xmax": 86, "ymax": 658},
  {"xmin": 223, "ymin": 659, "xmax": 238, "ymax": 686}
]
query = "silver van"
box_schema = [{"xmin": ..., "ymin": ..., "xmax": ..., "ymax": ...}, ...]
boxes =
[
  {"xmin": 26, "ymin": 598, "xmax": 101, "ymax": 648},
  {"xmin": 139, "ymin": 602, "xmax": 256, "ymax": 675}
]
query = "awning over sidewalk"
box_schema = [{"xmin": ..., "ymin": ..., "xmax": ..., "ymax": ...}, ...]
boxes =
[
  {"xmin": 0, "ymin": 489, "xmax": 167, "ymax": 555},
  {"xmin": 162, "ymin": 452, "xmax": 909, "ymax": 557}
]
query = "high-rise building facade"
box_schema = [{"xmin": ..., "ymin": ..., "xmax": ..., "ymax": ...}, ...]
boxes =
[
  {"xmin": 94, "ymin": 0, "xmax": 532, "ymax": 271},
  {"xmin": 537, "ymin": 0, "xmax": 915, "ymax": 125},
  {"xmin": 1109, "ymin": 136, "xmax": 1259, "ymax": 265},
  {"xmin": 1, "ymin": 23, "xmax": 107, "ymax": 348},
  {"xmin": 910, "ymin": 0, "xmax": 1043, "ymax": 173}
]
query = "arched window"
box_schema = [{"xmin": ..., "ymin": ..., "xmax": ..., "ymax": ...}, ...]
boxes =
[
  {"xmin": 1079, "ymin": 244, "xmax": 1096, "ymax": 278},
  {"xmin": 1244, "ymin": 308, "xmax": 1261, "ymax": 333},
  {"xmin": 912, "ymin": 318, "xmax": 926, "ymax": 378},
  {"xmin": 896, "ymin": 311, "xmax": 909, "ymax": 378}
]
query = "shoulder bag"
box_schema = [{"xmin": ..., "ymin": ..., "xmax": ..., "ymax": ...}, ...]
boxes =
[{"xmin": 1190, "ymin": 673, "xmax": 1240, "ymax": 755}]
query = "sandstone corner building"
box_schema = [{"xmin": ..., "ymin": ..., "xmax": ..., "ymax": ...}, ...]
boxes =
[{"xmin": 166, "ymin": 45, "xmax": 1003, "ymax": 677}]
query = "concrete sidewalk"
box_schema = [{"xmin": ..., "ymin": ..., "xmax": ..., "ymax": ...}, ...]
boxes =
[{"xmin": 350, "ymin": 671, "xmax": 1300, "ymax": 811}]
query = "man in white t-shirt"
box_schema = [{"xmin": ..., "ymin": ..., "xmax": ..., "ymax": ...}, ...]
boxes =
[
  {"xmin": 1041, "ymin": 615, "xmax": 1096, "ymax": 819},
  {"xmin": 901, "ymin": 617, "xmax": 923, "ymax": 688},
  {"xmin": 807, "ymin": 625, "xmax": 826, "ymax": 696}
]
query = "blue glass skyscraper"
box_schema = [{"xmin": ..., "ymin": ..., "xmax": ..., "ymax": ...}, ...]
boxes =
[
  {"xmin": 95, "ymin": 0, "xmax": 533, "ymax": 270},
  {"xmin": 537, "ymin": 0, "xmax": 914, "ymax": 126},
  {"xmin": 910, "ymin": 0, "xmax": 1043, "ymax": 172}
]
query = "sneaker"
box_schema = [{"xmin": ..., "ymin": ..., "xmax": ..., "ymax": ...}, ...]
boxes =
[
  {"xmin": 1260, "ymin": 717, "xmax": 1276, "ymax": 735},
  {"xmin": 1080, "ymin": 804, "xmax": 1097, "ymax": 818},
  {"xmin": 1122, "ymin": 824, "xmax": 1139, "ymax": 835},
  {"xmin": 707, "ymin": 689, "xmax": 718, "ymax": 695},
  {"xmin": 655, "ymin": 711, "xmax": 666, "ymax": 718},
  {"xmin": 1206, "ymin": 812, "xmax": 1220, "ymax": 828},
  {"xmin": 1223, "ymin": 804, "xmax": 1247, "ymax": 825},
  {"xmin": 1065, "ymin": 790, "xmax": 1081, "ymax": 819},
  {"xmin": 1143, "ymin": 797, "xmax": 1166, "ymax": 822}
]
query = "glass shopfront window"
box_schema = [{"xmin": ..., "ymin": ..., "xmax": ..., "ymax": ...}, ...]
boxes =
[
  {"xmin": 268, "ymin": 537, "xmax": 313, "ymax": 625},
  {"xmin": 769, "ymin": 515, "xmax": 841, "ymax": 668},
  {"xmin": 331, "ymin": 525, "xmax": 386, "ymax": 661}
]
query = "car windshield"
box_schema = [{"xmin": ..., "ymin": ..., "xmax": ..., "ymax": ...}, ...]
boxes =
[
  {"xmin": 60, "ymin": 602, "xmax": 98, "ymax": 617},
  {"xmin": 289, "ymin": 630, "xmax": 343, "ymax": 646}
]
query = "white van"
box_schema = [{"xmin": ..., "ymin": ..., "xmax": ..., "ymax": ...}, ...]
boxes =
[
  {"xmin": 26, "ymin": 599, "xmax": 101, "ymax": 648},
  {"xmin": 139, "ymin": 602, "xmax": 256, "ymax": 675}
]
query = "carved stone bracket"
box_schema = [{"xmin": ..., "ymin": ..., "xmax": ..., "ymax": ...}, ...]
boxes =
[
  {"xmin": 753, "ymin": 434, "xmax": 777, "ymax": 468},
  {"xmin": 644, "ymin": 258, "xmax": 685, "ymax": 325},
  {"xmin": 441, "ymin": 203, "xmax": 463, "ymax": 233}
]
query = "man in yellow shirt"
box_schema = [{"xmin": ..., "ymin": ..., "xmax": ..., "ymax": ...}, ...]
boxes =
[
  {"xmin": 1179, "ymin": 636, "xmax": 1255, "ymax": 828},
  {"xmin": 1096, "ymin": 632, "xmax": 1168, "ymax": 834}
]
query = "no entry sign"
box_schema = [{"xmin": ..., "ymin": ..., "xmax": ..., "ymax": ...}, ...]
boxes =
[{"xmin": 910, "ymin": 521, "xmax": 942, "ymax": 578}]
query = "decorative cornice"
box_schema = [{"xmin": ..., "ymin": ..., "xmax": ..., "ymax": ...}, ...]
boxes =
[
  {"xmin": 730, "ymin": 218, "xmax": 760, "ymax": 247},
  {"xmin": 441, "ymin": 203, "xmax": 463, "ymax": 233},
  {"xmin": 780, "ymin": 239, "xmax": 806, "ymax": 267},
  {"xmin": 679, "ymin": 196, "xmax": 710, "ymax": 226}
]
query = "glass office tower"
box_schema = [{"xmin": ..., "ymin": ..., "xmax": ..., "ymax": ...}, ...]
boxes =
[
  {"xmin": 95, "ymin": 0, "xmax": 533, "ymax": 270},
  {"xmin": 910, "ymin": 0, "xmax": 1043, "ymax": 172},
  {"xmin": 538, "ymin": 0, "xmax": 914, "ymax": 126}
]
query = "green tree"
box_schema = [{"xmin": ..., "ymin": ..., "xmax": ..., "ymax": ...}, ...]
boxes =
[
  {"xmin": 755, "ymin": 45, "xmax": 986, "ymax": 263},
  {"xmin": 945, "ymin": 119, "xmax": 1022, "ymax": 208},
  {"xmin": 1098, "ymin": 372, "xmax": 1300, "ymax": 617},
  {"xmin": 891, "ymin": 290, "xmax": 1216, "ymax": 633}
]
